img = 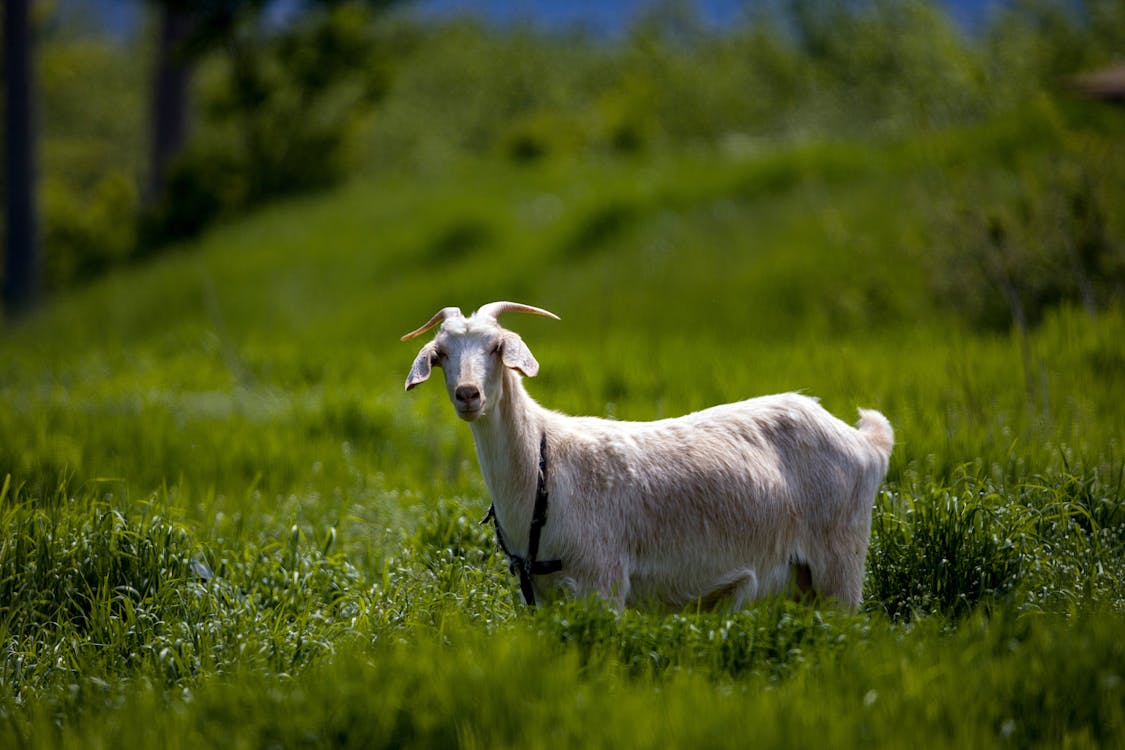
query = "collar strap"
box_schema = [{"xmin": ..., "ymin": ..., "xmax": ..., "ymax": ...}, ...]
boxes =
[{"xmin": 481, "ymin": 432, "xmax": 563, "ymax": 607}]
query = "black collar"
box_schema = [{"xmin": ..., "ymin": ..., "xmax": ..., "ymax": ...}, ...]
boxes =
[{"xmin": 481, "ymin": 432, "xmax": 563, "ymax": 607}]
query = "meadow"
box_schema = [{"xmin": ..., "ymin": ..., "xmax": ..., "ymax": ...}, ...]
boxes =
[{"xmin": 3, "ymin": 88, "xmax": 1125, "ymax": 746}]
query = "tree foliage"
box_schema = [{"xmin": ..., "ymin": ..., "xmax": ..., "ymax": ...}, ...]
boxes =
[
  {"xmin": 141, "ymin": 0, "xmax": 402, "ymax": 245},
  {"xmin": 23, "ymin": 0, "xmax": 1125, "ymax": 297}
]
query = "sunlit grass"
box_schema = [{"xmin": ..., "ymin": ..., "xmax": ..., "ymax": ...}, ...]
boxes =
[{"xmin": 1, "ymin": 107, "xmax": 1123, "ymax": 746}]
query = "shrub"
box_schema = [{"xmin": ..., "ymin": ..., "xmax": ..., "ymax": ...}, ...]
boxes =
[
  {"xmin": 41, "ymin": 172, "xmax": 138, "ymax": 286},
  {"xmin": 930, "ymin": 142, "xmax": 1124, "ymax": 333},
  {"xmin": 143, "ymin": 2, "xmax": 394, "ymax": 244}
]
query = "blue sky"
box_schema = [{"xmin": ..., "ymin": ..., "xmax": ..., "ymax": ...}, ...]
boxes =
[
  {"xmin": 410, "ymin": 0, "xmax": 1000, "ymax": 33},
  {"xmin": 76, "ymin": 0, "xmax": 1002, "ymax": 39}
]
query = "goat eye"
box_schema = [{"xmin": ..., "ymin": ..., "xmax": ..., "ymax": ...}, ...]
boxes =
[{"xmin": 490, "ymin": 342, "xmax": 502, "ymax": 356}]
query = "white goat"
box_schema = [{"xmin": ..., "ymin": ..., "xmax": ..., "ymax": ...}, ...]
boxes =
[{"xmin": 402, "ymin": 302, "xmax": 894, "ymax": 611}]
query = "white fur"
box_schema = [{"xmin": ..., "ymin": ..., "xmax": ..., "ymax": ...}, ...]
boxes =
[{"xmin": 404, "ymin": 303, "xmax": 894, "ymax": 611}]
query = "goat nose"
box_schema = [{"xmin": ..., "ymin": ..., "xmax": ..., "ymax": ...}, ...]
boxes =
[{"xmin": 455, "ymin": 384, "xmax": 481, "ymax": 408}]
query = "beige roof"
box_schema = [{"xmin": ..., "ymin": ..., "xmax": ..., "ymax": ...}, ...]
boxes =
[{"xmin": 1071, "ymin": 63, "xmax": 1125, "ymax": 101}]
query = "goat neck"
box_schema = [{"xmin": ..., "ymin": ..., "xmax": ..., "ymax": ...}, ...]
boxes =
[{"xmin": 469, "ymin": 368, "xmax": 548, "ymax": 553}]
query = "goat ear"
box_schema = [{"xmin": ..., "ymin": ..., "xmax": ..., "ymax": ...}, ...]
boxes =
[
  {"xmin": 501, "ymin": 332, "xmax": 539, "ymax": 377},
  {"xmin": 405, "ymin": 342, "xmax": 438, "ymax": 391}
]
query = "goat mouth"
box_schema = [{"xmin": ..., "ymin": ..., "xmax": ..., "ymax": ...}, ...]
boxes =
[{"xmin": 456, "ymin": 406, "xmax": 483, "ymax": 422}]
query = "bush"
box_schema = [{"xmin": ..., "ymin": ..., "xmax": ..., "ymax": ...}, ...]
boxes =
[
  {"xmin": 41, "ymin": 172, "xmax": 138, "ymax": 287},
  {"xmin": 35, "ymin": 30, "xmax": 145, "ymax": 286},
  {"xmin": 143, "ymin": 2, "xmax": 394, "ymax": 244},
  {"xmin": 930, "ymin": 143, "xmax": 1124, "ymax": 332}
]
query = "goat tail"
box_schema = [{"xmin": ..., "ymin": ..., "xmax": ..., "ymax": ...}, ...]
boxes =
[{"xmin": 856, "ymin": 408, "xmax": 894, "ymax": 457}]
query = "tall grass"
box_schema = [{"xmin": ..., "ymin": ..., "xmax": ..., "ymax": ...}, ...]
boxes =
[{"xmin": 1, "ymin": 103, "xmax": 1123, "ymax": 746}]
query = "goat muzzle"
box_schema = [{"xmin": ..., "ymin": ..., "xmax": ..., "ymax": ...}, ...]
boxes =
[{"xmin": 454, "ymin": 384, "xmax": 483, "ymax": 419}]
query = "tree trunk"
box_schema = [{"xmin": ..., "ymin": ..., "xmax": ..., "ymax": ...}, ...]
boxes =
[
  {"xmin": 3, "ymin": 0, "xmax": 39, "ymax": 318},
  {"xmin": 147, "ymin": 4, "xmax": 193, "ymax": 203}
]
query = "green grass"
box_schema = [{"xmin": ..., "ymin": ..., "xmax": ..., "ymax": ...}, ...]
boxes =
[{"xmin": 2, "ymin": 105, "xmax": 1124, "ymax": 747}]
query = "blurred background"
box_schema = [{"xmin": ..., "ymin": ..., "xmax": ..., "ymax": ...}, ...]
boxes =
[
  {"xmin": 2, "ymin": 0, "xmax": 1123, "ymax": 320},
  {"xmin": 2, "ymin": 7, "xmax": 1125, "ymax": 735}
]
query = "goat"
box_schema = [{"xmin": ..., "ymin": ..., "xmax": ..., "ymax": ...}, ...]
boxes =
[{"xmin": 402, "ymin": 301, "xmax": 894, "ymax": 611}]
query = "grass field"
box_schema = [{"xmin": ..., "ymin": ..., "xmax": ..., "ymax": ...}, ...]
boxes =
[{"xmin": 2, "ymin": 99, "xmax": 1124, "ymax": 747}]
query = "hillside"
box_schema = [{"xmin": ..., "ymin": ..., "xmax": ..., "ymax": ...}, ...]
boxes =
[{"xmin": 2, "ymin": 98, "xmax": 1124, "ymax": 746}]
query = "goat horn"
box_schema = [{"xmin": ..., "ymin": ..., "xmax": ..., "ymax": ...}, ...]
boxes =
[
  {"xmin": 400, "ymin": 307, "xmax": 463, "ymax": 341},
  {"xmin": 474, "ymin": 301, "xmax": 561, "ymax": 322}
]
